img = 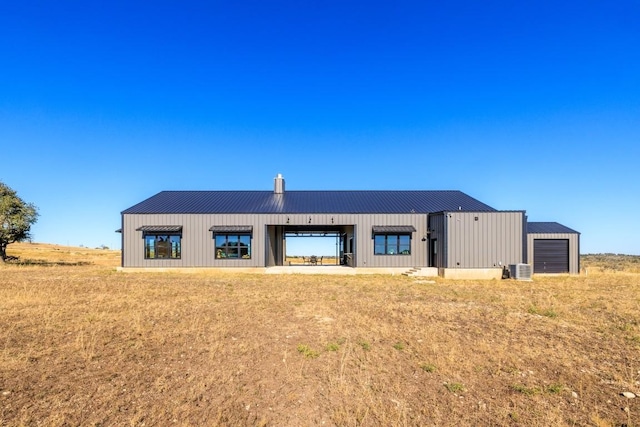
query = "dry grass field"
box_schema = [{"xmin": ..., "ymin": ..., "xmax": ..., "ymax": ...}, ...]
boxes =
[{"xmin": 1, "ymin": 243, "xmax": 639, "ymax": 426}]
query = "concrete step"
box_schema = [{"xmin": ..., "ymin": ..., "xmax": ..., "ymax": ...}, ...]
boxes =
[
  {"xmin": 401, "ymin": 268, "xmax": 419, "ymax": 276},
  {"xmin": 402, "ymin": 267, "xmax": 438, "ymax": 277}
]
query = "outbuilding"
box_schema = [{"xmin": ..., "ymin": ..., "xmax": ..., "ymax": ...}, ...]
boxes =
[
  {"xmin": 118, "ymin": 175, "xmax": 580, "ymax": 277},
  {"xmin": 527, "ymin": 222, "xmax": 580, "ymax": 274}
]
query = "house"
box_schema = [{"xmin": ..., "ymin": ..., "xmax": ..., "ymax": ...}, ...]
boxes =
[{"xmin": 118, "ymin": 174, "xmax": 580, "ymax": 277}]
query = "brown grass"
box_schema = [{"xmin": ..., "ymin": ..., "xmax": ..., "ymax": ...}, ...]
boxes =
[{"xmin": 0, "ymin": 243, "xmax": 639, "ymax": 426}]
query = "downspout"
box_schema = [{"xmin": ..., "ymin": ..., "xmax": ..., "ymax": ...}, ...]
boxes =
[
  {"xmin": 443, "ymin": 212, "xmax": 448, "ymax": 269},
  {"xmin": 522, "ymin": 212, "xmax": 528, "ymax": 264}
]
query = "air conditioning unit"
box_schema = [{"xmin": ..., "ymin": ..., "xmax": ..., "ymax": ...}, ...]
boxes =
[{"xmin": 509, "ymin": 264, "xmax": 532, "ymax": 281}]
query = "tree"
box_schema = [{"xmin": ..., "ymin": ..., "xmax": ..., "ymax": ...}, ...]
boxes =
[{"xmin": 0, "ymin": 182, "xmax": 39, "ymax": 262}]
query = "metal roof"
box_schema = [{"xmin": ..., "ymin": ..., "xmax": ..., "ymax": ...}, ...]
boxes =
[
  {"xmin": 528, "ymin": 222, "xmax": 579, "ymax": 234},
  {"xmin": 372, "ymin": 225, "xmax": 417, "ymax": 233},
  {"xmin": 122, "ymin": 190, "xmax": 496, "ymax": 214},
  {"xmin": 135, "ymin": 225, "xmax": 183, "ymax": 232},
  {"xmin": 209, "ymin": 225, "xmax": 253, "ymax": 233}
]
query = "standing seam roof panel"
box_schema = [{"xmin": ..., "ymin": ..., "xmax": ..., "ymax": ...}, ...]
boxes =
[
  {"xmin": 121, "ymin": 190, "xmax": 497, "ymax": 214},
  {"xmin": 528, "ymin": 222, "xmax": 580, "ymax": 234}
]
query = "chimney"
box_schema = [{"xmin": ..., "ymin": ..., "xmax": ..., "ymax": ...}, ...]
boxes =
[{"xmin": 274, "ymin": 173, "xmax": 285, "ymax": 194}]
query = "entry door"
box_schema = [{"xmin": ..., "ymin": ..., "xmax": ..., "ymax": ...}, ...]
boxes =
[
  {"xmin": 430, "ymin": 239, "xmax": 438, "ymax": 267},
  {"xmin": 533, "ymin": 239, "xmax": 569, "ymax": 273}
]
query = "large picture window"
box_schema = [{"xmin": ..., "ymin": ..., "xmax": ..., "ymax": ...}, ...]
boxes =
[
  {"xmin": 215, "ymin": 234, "xmax": 251, "ymax": 259},
  {"xmin": 145, "ymin": 234, "xmax": 182, "ymax": 259},
  {"xmin": 374, "ymin": 234, "xmax": 411, "ymax": 255},
  {"xmin": 138, "ymin": 226, "xmax": 183, "ymax": 259},
  {"xmin": 372, "ymin": 226, "xmax": 415, "ymax": 255},
  {"xmin": 211, "ymin": 226, "xmax": 253, "ymax": 260}
]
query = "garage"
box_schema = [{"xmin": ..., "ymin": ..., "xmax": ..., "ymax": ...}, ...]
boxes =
[
  {"xmin": 533, "ymin": 239, "xmax": 569, "ymax": 273},
  {"xmin": 527, "ymin": 222, "xmax": 580, "ymax": 275}
]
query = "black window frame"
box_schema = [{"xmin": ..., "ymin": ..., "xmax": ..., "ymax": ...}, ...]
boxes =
[
  {"xmin": 373, "ymin": 233, "xmax": 412, "ymax": 255},
  {"xmin": 143, "ymin": 233, "xmax": 182, "ymax": 259},
  {"xmin": 214, "ymin": 233, "xmax": 252, "ymax": 260}
]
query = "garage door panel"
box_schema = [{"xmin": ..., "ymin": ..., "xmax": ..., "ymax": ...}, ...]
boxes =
[{"xmin": 534, "ymin": 239, "xmax": 569, "ymax": 273}]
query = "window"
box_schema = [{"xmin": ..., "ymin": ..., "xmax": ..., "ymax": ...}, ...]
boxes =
[
  {"xmin": 144, "ymin": 234, "xmax": 181, "ymax": 259},
  {"xmin": 215, "ymin": 234, "xmax": 251, "ymax": 259},
  {"xmin": 137, "ymin": 226, "xmax": 182, "ymax": 259},
  {"xmin": 372, "ymin": 226, "xmax": 415, "ymax": 256},
  {"xmin": 374, "ymin": 234, "xmax": 411, "ymax": 255},
  {"xmin": 211, "ymin": 226, "xmax": 253, "ymax": 260}
]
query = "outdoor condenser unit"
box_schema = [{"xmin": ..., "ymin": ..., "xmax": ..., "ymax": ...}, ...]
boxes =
[{"xmin": 509, "ymin": 264, "xmax": 532, "ymax": 281}]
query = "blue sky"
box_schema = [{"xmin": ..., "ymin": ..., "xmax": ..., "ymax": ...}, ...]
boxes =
[{"xmin": 1, "ymin": 1, "xmax": 639, "ymax": 254}]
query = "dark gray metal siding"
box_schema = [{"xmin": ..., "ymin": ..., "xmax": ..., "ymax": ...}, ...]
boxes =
[
  {"xmin": 527, "ymin": 232, "xmax": 579, "ymax": 274},
  {"xmin": 533, "ymin": 239, "xmax": 569, "ymax": 273},
  {"xmin": 122, "ymin": 212, "xmax": 430, "ymax": 268},
  {"xmin": 122, "ymin": 214, "xmax": 269, "ymax": 268},
  {"xmin": 527, "ymin": 221, "xmax": 580, "ymax": 274},
  {"xmin": 354, "ymin": 213, "xmax": 428, "ymax": 268},
  {"xmin": 443, "ymin": 211, "xmax": 525, "ymax": 268}
]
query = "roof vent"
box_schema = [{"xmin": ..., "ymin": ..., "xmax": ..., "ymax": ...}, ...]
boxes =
[{"xmin": 274, "ymin": 173, "xmax": 285, "ymax": 194}]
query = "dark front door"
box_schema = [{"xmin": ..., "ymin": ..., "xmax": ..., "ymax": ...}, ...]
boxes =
[{"xmin": 430, "ymin": 239, "xmax": 438, "ymax": 267}]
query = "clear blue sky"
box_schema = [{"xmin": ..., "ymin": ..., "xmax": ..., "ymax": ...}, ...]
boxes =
[{"xmin": 1, "ymin": 1, "xmax": 639, "ymax": 254}]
